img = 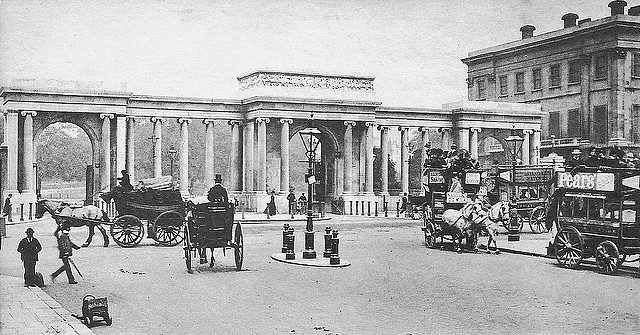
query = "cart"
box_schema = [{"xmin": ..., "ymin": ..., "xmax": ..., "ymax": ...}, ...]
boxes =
[
  {"xmin": 421, "ymin": 168, "xmax": 485, "ymax": 250},
  {"xmin": 493, "ymin": 165, "xmax": 555, "ymax": 233},
  {"xmin": 547, "ymin": 168, "xmax": 640, "ymax": 274},
  {"xmin": 100, "ymin": 189, "xmax": 185, "ymax": 247},
  {"xmin": 183, "ymin": 199, "xmax": 243, "ymax": 273},
  {"xmin": 81, "ymin": 294, "xmax": 112, "ymax": 327}
]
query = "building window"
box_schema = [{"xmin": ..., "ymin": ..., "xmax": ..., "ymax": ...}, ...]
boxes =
[
  {"xmin": 568, "ymin": 60, "xmax": 581, "ymax": 84},
  {"xmin": 633, "ymin": 105, "xmax": 640, "ymax": 143},
  {"xmin": 633, "ymin": 54, "xmax": 640, "ymax": 78},
  {"xmin": 549, "ymin": 111, "xmax": 561, "ymax": 138},
  {"xmin": 549, "ymin": 64, "xmax": 561, "ymax": 87},
  {"xmin": 476, "ymin": 78, "xmax": 486, "ymax": 100},
  {"xmin": 532, "ymin": 68, "xmax": 542, "ymax": 90},
  {"xmin": 593, "ymin": 105, "xmax": 608, "ymax": 144},
  {"xmin": 498, "ymin": 75, "xmax": 508, "ymax": 96},
  {"xmin": 515, "ymin": 72, "xmax": 525, "ymax": 93},
  {"xmin": 567, "ymin": 109, "xmax": 581, "ymax": 138},
  {"xmin": 594, "ymin": 54, "xmax": 608, "ymax": 79}
]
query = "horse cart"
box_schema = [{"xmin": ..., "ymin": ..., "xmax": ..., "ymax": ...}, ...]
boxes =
[
  {"xmin": 547, "ymin": 168, "xmax": 640, "ymax": 274},
  {"xmin": 100, "ymin": 189, "xmax": 186, "ymax": 247},
  {"xmin": 492, "ymin": 165, "xmax": 555, "ymax": 233},
  {"xmin": 183, "ymin": 199, "xmax": 243, "ymax": 273},
  {"xmin": 421, "ymin": 168, "xmax": 486, "ymax": 250}
]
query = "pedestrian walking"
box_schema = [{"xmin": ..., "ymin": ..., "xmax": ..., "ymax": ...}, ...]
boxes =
[
  {"xmin": 264, "ymin": 190, "xmax": 277, "ymax": 219},
  {"xmin": 3, "ymin": 193, "xmax": 12, "ymax": 222},
  {"xmin": 17, "ymin": 228, "xmax": 42, "ymax": 287},
  {"xmin": 51, "ymin": 228, "xmax": 80, "ymax": 284},
  {"xmin": 400, "ymin": 193, "xmax": 408, "ymax": 214},
  {"xmin": 298, "ymin": 193, "xmax": 307, "ymax": 214},
  {"xmin": 287, "ymin": 188, "xmax": 296, "ymax": 218}
]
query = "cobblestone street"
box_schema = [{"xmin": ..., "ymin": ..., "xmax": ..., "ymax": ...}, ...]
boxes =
[{"xmin": 2, "ymin": 216, "xmax": 640, "ymax": 334}]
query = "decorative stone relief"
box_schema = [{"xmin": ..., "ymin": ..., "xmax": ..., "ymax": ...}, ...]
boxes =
[{"xmin": 239, "ymin": 72, "xmax": 374, "ymax": 92}]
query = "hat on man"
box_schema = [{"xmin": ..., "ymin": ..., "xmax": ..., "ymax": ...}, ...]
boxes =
[
  {"xmin": 571, "ymin": 149, "xmax": 581, "ymax": 156},
  {"xmin": 214, "ymin": 174, "xmax": 223, "ymax": 184},
  {"xmin": 25, "ymin": 228, "xmax": 34, "ymax": 235}
]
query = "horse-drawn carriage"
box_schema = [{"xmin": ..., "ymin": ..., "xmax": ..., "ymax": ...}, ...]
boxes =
[
  {"xmin": 547, "ymin": 168, "xmax": 640, "ymax": 274},
  {"xmin": 183, "ymin": 198, "xmax": 243, "ymax": 273},
  {"xmin": 492, "ymin": 165, "xmax": 555, "ymax": 233}
]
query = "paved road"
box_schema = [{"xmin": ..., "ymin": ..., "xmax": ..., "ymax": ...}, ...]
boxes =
[{"xmin": 2, "ymin": 216, "xmax": 639, "ymax": 335}]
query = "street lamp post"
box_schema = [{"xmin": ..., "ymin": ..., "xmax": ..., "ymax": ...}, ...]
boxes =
[
  {"xmin": 299, "ymin": 119, "xmax": 321, "ymax": 259},
  {"xmin": 504, "ymin": 127, "xmax": 524, "ymax": 242},
  {"xmin": 168, "ymin": 145, "xmax": 178, "ymax": 187}
]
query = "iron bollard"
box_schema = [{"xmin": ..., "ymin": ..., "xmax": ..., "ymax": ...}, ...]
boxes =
[
  {"xmin": 349, "ymin": 201, "xmax": 353, "ymax": 215},
  {"xmin": 355, "ymin": 201, "xmax": 359, "ymax": 215},
  {"xmin": 384, "ymin": 202, "xmax": 388, "ymax": 217},
  {"xmin": 330, "ymin": 230, "xmax": 340, "ymax": 265},
  {"xmin": 286, "ymin": 228, "xmax": 296, "ymax": 260},
  {"xmin": 20, "ymin": 203, "xmax": 24, "ymax": 221},
  {"xmin": 367, "ymin": 201, "xmax": 371, "ymax": 216},
  {"xmin": 361, "ymin": 201, "xmax": 365, "ymax": 216},
  {"xmin": 323, "ymin": 226, "xmax": 333, "ymax": 258},
  {"xmin": 396, "ymin": 201, "xmax": 400, "ymax": 217},
  {"xmin": 375, "ymin": 202, "xmax": 378, "ymax": 216},
  {"xmin": 29, "ymin": 203, "xmax": 33, "ymax": 220},
  {"xmin": 241, "ymin": 202, "xmax": 245, "ymax": 220},
  {"xmin": 282, "ymin": 223, "xmax": 291, "ymax": 253}
]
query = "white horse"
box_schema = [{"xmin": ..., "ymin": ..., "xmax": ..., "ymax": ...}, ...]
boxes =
[
  {"xmin": 441, "ymin": 201, "xmax": 483, "ymax": 252},
  {"xmin": 472, "ymin": 201, "xmax": 509, "ymax": 254},
  {"xmin": 43, "ymin": 201, "xmax": 110, "ymax": 247}
]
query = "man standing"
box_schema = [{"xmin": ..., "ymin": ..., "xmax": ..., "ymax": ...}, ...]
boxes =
[
  {"xmin": 51, "ymin": 229, "xmax": 80, "ymax": 284},
  {"xmin": 3, "ymin": 194, "xmax": 12, "ymax": 222},
  {"xmin": 287, "ymin": 188, "xmax": 296, "ymax": 218},
  {"xmin": 400, "ymin": 193, "xmax": 408, "ymax": 215},
  {"xmin": 17, "ymin": 228, "xmax": 42, "ymax": 287}
]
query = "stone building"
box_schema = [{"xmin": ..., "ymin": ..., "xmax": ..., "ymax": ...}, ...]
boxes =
[{"xmin": 463, "ymin": 1, "xmax": 640, "ymax": 157}]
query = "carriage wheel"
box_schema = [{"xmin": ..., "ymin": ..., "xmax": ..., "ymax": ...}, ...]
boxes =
[
  {"xmin": 529, "ymin": 206, "xmax": 546, "ymax": 234},
  {"xmin": 424, "ymin": 222, "xmax": 436, "ymax": 248},
  {"xmin": 595, "ymin": 241, "xmax": 619, "ymax": 274},
  {"xmin": 234, "ymin": 224, "xmax": 244, "ymax": 271},
  {"xmin": 110, "ymin": 215, "xmax": 144, "ymax": 247},
  {"xmin": 153, "ymin": 210, "xmax": 185, "ymax": 247},
  {"xmin": 554, "ymin": 227, "xmax": 584, "ymax": 269}
]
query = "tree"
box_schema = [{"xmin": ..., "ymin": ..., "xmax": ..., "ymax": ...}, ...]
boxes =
[{"xmin": 35, "ymin": 123, "xmax": 92, "ymax": 182}]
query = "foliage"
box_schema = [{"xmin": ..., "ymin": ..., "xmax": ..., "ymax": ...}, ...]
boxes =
[
  {"xmin": 35, "ymin": 123, "xmax": 92, "ymax": 182},
  {"xmin": 373, "ymin": 147, "xmax": 401, "ymax": 191}
]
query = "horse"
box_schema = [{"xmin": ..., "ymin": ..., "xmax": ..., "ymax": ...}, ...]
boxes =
[
  {"xmin": 441, "ymin": 201, "xmax": 484, "ymax": 252},
  {"xmin": 471, "ymin": 201, "xmax": 509, "ymax": 254},
  {"xmin": 39, "ymin": 200, "xmax": 110, "ymax": 247}
]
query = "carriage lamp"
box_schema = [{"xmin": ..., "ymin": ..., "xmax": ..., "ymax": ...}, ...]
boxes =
[
  {"xmin": 167, "ymin": 145, "xmax": 178, "ymax": 180},
  {"xmin": 504, "ymin": 126, "xmax": 524, "ymax": 242},
  {"xmin": 299, "ymin": 116, "xmax": 321, "ymax": 259}
]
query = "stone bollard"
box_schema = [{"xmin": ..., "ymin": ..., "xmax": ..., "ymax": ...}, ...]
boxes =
[
  {"xmin": 396, "ymin": 201, "xmax": 400, "ymax": 217},
  {"xmin": 330, "ymin": 230, "xmax": 340, "ymax": 265},
  {"xmin": 282, "ymin": 223, "xmax": 291, "ymax": 253},
  {"xmin": 323, "ymin": 226, "xmax": 333, "ymax": 258},
  {"xmin": 375, "ymin": 202, "xmax": 378, "ymax": 217},
  {"xmin": 29, "ymin": 203, "xmax": 33, "ymax": 220},
  {"xmin": 361, "ymin": 201, "xmax": 365, "ymax": 216},
  {"xmin": 349, "ymin": 201, "xmax": 353, "ymax": 215},
  {"xmin": 286, "ymin": 228, "xmax": 296, "ymax": 260},
  {"xmin": 241, "ymin": 202, "xmax": 246, "ymax": 220},
  {"xmin": 367, "ymin": 201, "xmax": 371, "ymax": 216},
  {"xmin": 384, "ymin": 202, "xmax": 388, "ymax": 217},
  {"xmin": 20, "ymin": 203, "xmax": 25, "ymax": 221}
]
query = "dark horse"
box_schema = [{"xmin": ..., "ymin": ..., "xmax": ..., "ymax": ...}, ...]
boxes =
[{"xmin": 39, "ymin": 200, "xmax": 110, "ymax": 247}]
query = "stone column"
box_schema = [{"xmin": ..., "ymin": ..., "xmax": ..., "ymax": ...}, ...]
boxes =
[
  {"xmin": 458, "ymin": 128, "xmax": 470, "ymax": 152},
  {"xmin": 126, "ymin": 117, "xmax": 135, "ymax": 182},
  {"xmin": 343, "ymin": 121, "xmax": 355, "ymax": 194},
  {"xmin": 256, "ymin": 118, "xmax": 270, "ymax": 192},
  {"xmin": 379, "ymin": 125, "xmax": 390, "ymax": 195},
  {"xmin": 419, "ymin": 127, "xmax": 429, "ymax": 165},
  {"xmin": 280, "ymin": 119, "xmax": 293, "ymax": 193},
  {"xmin": 178, "ymin": 118, "xmax": 190, "ymax": 193},
  {"xmin": 4, "ymin": 111, "xmax": 18, "ymax": 191},
  {"xmin": 21, "ymin": 111, "xmax": 37, "ymax": 193},
  {"xmin": 244, "ymin": 120, "xmax": 255, "ymax": 192},
  {"xmin": 228, "ymin": 121, "xmax": 242, "ymax": 192},
  {"xmin": 116, "ymin": 116, "xmax": 127, "ymax": 175},
  {"xmin": 470, "ymin": 128, "xmax": 481, "ymax": 159},
  {"xmin": 151, "ymin": 117, "xmax": 163, "ymax": 178},
  {"xmin": 400, "ymin": 126, "xmax": 410, "ymax": 195},
  {"xmin": 440, "ymin": 128, "xmax": 451, "ymax": 150},
  {"xmin": 100, "ymin": 114, "xmax": 114, "ymax": 191},
  {"xmin": 365, "ymin": 122, "xmax": 375, "ymax": 194},
  {"xmin": 532, "ymin": 130, "xmax": 541, "ymax": 165},
  {"xmin": 522, "ymin": 129, "xmax": 532, "ymax": 165},
  {"xmin": 203, "ymin": 119, "xmax": 215, "ymax": 190}
]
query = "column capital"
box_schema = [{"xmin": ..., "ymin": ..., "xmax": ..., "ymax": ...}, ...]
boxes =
[
  {"xmin": 228, "ymin": 120, "xmax": 242, "ymax": 126},
  {"xmin": 533, "ymin": 129, "xmax": 541, "ymax": 133},
  {"xmin": 150, "ymin": 117, "xmax": 164, "ymax": 123},
  {"xmin": 20, "ymin": 111, "xmax": 37, "ymax": 117},
  {"xmin": 100, "ymin": 113, "xmax": 115, "ymax": 120},
  {"xmin": 470, "ymin": 127, "xmax": 482, "ymax": 133},
  {"xmin": 365, "ymin": 122, "xmax": 376, "ymax": 128},
  {"xmin": 418, "ymin": 127, "xmax": 430, "ymax": 133},
  {"xmin": 344, "ymin": 121, "xmax": 356, "ymax": 127},
  {"xmin": 279, "ymin": 118, "xmax": 293, "ymax": 124},
  {"xmin": 256, "ymin": 117, "xmax": 270, "ymax": 124},
  {"xmin": 126, "ymin": 116, "xmax": 136, "ymax": 123},
  {"xmin": 177, "ymin": 118, "xmax": 191, "ymax": 124},
  {"xmin": 202, "ymin": 119, "xmax": 215, "ymax": 125},
  {"xmin": 522, "ymin": 129, "xmax": 534, "ymax": 135},
  {"xmin": 3, "ymin": 109, "xmax": 19, "ymax": 115},
  {"xmin": 398, "ymin": 126, "xmax": 410, "ymax": 132},
  {"xmin": 438, "ymin": 127, "xmax": 451, "ymax": 133},
  {"xmin": 377, "ymin": 125, "xmax": 390, "ymax": 131}
]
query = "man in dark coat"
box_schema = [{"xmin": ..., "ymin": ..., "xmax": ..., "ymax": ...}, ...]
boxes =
[
  {"xmin": 3, "ymin": 194, "xmax": 12, "ymax": 222},
  {"xmin": 51, "ymin": 229, "xmax": 80, "ymax": 284},
  {"xmin": 17, "ymin": 228, "xmax": 42, "ymax": 287},
  {"xmin": 264, "ymin": 190, "xmax": 277, "ymax": 219},
  {"xmin": 207, "ymin": 174, "xmax": 228, "ymax": 204},
  {"xmin": 117, "ymin": 170, "xmax": 133, "ymax": 191}
]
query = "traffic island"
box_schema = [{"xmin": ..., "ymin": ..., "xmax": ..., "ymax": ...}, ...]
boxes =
[{"xmin": 270, "ymin": 253, "xmax": 351, "ymax": 267}]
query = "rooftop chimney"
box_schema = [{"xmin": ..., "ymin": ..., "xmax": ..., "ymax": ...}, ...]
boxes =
[
  {"xmin": 562, "ymin": 13, "xmax": 579, "ymax": 28},
  {"xmin": 609, "ymin": 1, "xmax": 627, "ymax": 15},
  {"xmin": 629, "ymin": 5, "xmax": 640, "ymax": 16},
  {"xmin": 578, "ymin": 18, "xmax": 592, "ymax": 24},
  {"xmin": 520, "ymin": 25, "xmax": 536, "ymax": 39}
]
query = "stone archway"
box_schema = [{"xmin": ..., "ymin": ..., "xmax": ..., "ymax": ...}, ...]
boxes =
[{"xmin": 477, "ymin": 130, "xmax": 513, "ymax": 168}]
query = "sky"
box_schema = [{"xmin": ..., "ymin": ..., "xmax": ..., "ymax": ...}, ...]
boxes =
[{"xmin": 1, "ymin": 0, "xmax": 606, "ymax": 108}]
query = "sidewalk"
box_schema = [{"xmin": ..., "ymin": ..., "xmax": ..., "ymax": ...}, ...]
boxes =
[{"xmin": 0, "ymin": 275, "xmax": 94, "ymax": 335}]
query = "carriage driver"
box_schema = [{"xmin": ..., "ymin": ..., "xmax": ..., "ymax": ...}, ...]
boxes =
[{"xmin": 207, "ymin": 174, "xmax": 228, "ymax": 204}]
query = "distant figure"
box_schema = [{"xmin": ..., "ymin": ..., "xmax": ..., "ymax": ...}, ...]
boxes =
[
  {"xmin": 264, "ymin": 190, "xmax": 277, "ymax": 219},
  {"xmin": 400, "ymin": 193, "xmax": 408, "ymax": 214},
  {"xmin": 298, "ymin": 193, "xmax": 308, "ymax": 214},
  {"xmin": 567, "ymin": 149, "xmax": 583, "ymax": 170},
  {"xmin": 17, "ymin": 228, "xmax": 42, "ymax": 287},
  {"xmin": 3, "ymin": 194, "xmax": 12, "ymax": 222},
  {"xmin": 207, "ymin": 174, "xmax": 228, "ymax": 204},
  {"xmin": 51, "ymin": 229, "xmax": 80, "ymax": 284},
  {"xmin": 287, "ymin": 189, "xmax": 297, "ymax": 217},
  {"xmin": 117, "ymin": 170, "xmax": 133, "ymax": 191}
]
